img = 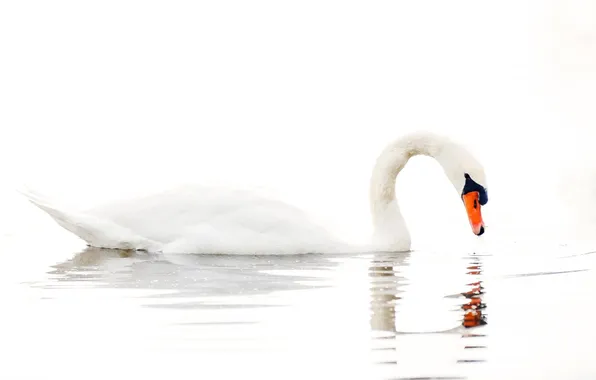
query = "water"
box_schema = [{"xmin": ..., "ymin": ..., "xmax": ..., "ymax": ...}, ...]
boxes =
[{"xmin": 2, "ymin": 227, "xmax": 595, "ymax": 380}]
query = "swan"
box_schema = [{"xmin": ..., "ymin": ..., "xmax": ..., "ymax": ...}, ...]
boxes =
[{"xmin": 19, "ymin": 131, "xmax": 488, "ymax": 255}]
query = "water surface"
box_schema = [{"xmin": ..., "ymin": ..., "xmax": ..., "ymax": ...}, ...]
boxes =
[{"xmin": 1, "ymin": 231, "xmax": 595, "ymax": 380}]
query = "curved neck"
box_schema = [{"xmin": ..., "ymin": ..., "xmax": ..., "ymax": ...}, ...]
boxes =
[
  {"xmin": 370, "ymin": 134, "xmax": 442, "ymax": 208},
  {"xmin": 368, "ymin": 132, "xmax": 484, "ymax": 251}
]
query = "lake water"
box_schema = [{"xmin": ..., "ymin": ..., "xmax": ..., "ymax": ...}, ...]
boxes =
[{"xmin": 2, "ymin": 222, "xmax": 596, "ymax": 380}]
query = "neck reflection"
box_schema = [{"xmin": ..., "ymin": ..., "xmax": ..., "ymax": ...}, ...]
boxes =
[
  {"xmin": 368, "ymin": 252, "xmax": 408, "ymax": 333},
  {"xmin": 368, "ymin": 251, "xmax": 489, "ymax": 333},
  {"xmin": 368, "ymin": 251, "xmax": 489, "ymax": 373}
]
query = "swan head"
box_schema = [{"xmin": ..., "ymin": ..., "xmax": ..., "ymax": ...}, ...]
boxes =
[{"xmin": 461, "ymin": 173, "xmax": 488, "ymax": 236}]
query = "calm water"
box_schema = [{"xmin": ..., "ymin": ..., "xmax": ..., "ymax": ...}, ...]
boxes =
[{"xmin": 2, "ymin": 228, "xmax": 596, "ymax": 380}]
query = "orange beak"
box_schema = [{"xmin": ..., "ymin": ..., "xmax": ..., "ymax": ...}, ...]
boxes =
[{"xmin": 462, "ymin": 191, "xmax": 485, "ymax": 236}]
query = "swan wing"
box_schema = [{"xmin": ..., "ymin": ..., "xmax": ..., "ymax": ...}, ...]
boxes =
[
  {"xmin": 19, "ymin": 188, "xmax": 159, "ymax": 251},
  {"xmin": 84, "ymin": 185, "xmax": 328, "ymax": 242}
]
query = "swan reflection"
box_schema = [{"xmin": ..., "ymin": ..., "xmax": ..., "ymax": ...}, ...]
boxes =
[
  {"xmin": 369, "ymin": 252, "xmax": 488, "ymax": 333},
  {"xmin": 368, "ymin": 251, "xmax": 488, "ymax": 372},
  {"xmin": 42, "ymin": 246, "xmax": 340, "ymax": 302}
]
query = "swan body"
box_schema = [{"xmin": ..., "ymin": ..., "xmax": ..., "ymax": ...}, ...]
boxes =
[
  {"xmin": 20, "ymin": 131, "xmax": 487, "ymax": 254},
  {"xmin": 20, "ymin": 186, "xmax": 347, "ymax": 255}
]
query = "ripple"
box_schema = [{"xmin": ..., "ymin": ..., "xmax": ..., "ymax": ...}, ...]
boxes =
[
  {"xmin": 16, "ymin": 244, "xmax": 596, "ymax": 379},
  {"xmin": 503, "ymin": 269, "xmax": 589, "ymax": 278}
]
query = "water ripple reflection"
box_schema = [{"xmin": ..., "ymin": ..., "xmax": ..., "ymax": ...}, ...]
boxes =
[
  {"xmin": 16, "ymin": 244, "xmax": 596, "ymax": 380},
  {"xmin": 368, "ymin": 252, "xmax": 489, "ymax": 377},
  {"xmin": 42, "ymin": 247, "xmax": 340, "ymax": 300}
]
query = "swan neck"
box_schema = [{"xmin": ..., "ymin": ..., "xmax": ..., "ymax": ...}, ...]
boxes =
[
  {"xmin": 368, "ymin": 132, "xmax": 486, "ymax": 251},
  {"xmin": 369, "ymin": 135, "xmax": 442, "ymax": 215}
]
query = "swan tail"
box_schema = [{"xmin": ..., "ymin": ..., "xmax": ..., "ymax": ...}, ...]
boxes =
[{"xmin": 18, "ymin": 188, "xmax": 158, "ymax": 251}]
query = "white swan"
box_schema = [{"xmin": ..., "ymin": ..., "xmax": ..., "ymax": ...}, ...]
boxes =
[{"xmin": 20, "ymin": 131, "xmax": 487, "ymax": 255}]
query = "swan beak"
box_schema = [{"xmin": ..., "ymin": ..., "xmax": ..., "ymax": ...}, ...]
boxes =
[{"xmin": 462, "ymin": 191, "xmax": 485, "ymax": 236}]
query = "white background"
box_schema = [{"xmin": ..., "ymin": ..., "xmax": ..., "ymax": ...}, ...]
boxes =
[{"xmin": 1, "ymin": 0, "xmax": 595, "ymax": 245}]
